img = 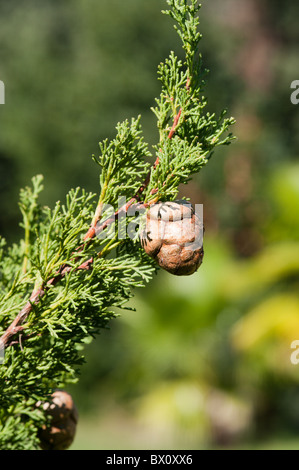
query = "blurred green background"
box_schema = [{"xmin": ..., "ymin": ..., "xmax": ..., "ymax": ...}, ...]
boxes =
[{"xmin": 1, "ymin": 0, "xmax": 299, "ymax": 450}]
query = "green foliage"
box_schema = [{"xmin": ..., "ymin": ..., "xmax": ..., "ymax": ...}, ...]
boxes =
[
  {"xmin": 0, "ymin": 177, "xmax": 157, "ymax": 449},
  {"xmin": 0, "ymin": 0, "xmax": 234, "ymax": 450},
  {"xmin": 148, "ymin": 0, "xmax": 235, "ymax": 202},
  {"xmin": 163, "ymin": 0, "xmax": 202, "ymax": 74},
  {"xmin": 93, "ymin": 117, "xmax": 152, "ymax": 208}
]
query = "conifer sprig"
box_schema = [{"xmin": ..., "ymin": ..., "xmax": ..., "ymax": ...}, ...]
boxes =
[{"xmin": 0, "ymin": 0, "xmax": 235, "ymax": 450}]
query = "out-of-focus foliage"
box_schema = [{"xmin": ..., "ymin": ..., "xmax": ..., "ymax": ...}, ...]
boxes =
[{"xmin": 1, "ymin": 0, "xmax": 299, "ymax": 449}]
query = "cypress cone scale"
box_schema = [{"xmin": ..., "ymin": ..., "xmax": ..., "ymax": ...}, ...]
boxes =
[{"xmin": 141, "ymin": 200, "xmax": 204, "ymax": 276}]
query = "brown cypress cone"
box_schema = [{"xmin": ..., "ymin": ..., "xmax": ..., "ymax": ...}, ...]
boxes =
[
  {"xmin": 37, "ymin": 390, "xmax": 79, "ymax": 450},
  {"xmin": 141, "ymin": 200, "xmax": 204, "ymax": 276}
]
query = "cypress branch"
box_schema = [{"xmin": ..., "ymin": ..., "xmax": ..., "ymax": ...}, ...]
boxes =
[{"xmin": 0, "ymin": 0, "xmax": 235, "ymax": 450}]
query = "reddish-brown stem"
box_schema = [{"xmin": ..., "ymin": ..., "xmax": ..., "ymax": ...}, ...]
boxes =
[
  {"xmin": 168, "ymin": 108, "xmax": 182, "ymax": 140},
  {"xmin": 0, "ymin": 257, "xmax": 93, "ymax": 348}
]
